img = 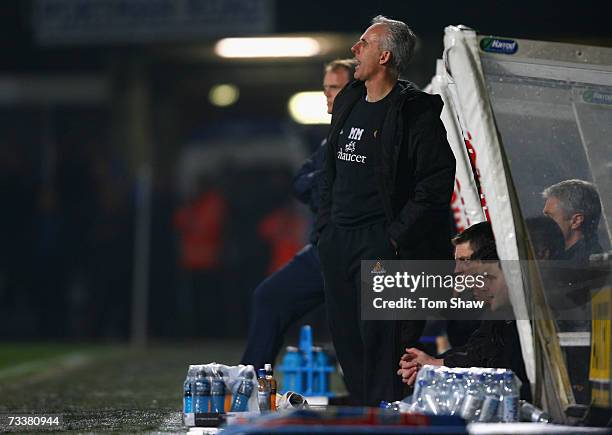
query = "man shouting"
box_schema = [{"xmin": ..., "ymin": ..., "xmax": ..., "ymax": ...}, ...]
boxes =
[{"xmin": 316, "ymin": 15, "xmax": 455, "ymax": 405}]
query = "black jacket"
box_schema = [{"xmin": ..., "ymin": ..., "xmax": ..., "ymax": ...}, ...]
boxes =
[
  {"xmin": 562, "ymin": 236, "xmax": 603, "ymax": 265},
  {"xmin": 440, "ymin": 307, "xmax": 532, "ymax": 400},
  {"xmin": 292, "ymin": 140, "xmax": 326, "ymax": 244},
  {"xmin": 315, "ymin": 80, "xmax": 456, "ymax": 260},
  {"xmin": 292, "ymin": 139, "xmax": 326, "ymax": 215}
]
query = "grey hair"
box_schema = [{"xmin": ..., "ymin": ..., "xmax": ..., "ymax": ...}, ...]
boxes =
[
  {"xmin": 371, "ymin": 15, "xmax": 417, "ymax": 77},
  {"xmin": 542, "ymin": 179, "xmax": 602, "ymax": 238}
]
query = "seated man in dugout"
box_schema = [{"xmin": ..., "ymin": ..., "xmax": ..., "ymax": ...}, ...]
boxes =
[
  {"xmin": 445, "ymin": 221, "xmax": 495, "ymax": 348},
  {"xmin": 397, "ymin": 216, "xmax": 563, "ymax": 400},
  {"xmin": 397, "ymin": 243, "xmax": 530, "ymax": 400},
  {"xmin": 397, "ymin": 242, "xmax": 531, "ymax": 400},
  {"xmin": 542, "ymin": 179, "xmax": 603, "ymax": 264},
  {"xmin": 396, "ymin": 217, "xmax": 564, "ymax": 400},
  {"xmin": 542, "ymin": 179, "xmax": 605, "ymax": 328}
]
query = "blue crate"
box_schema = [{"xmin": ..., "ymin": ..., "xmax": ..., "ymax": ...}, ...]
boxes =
[{"xmin": 277, "ymin": 325, "xmax": 335, "ymax": 397}]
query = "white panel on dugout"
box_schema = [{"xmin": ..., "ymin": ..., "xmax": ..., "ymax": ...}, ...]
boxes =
[
  {"xmin": 442, "ymin": 26, "xmax": 535, "ymax": 388},
  {"xmin": 427, "ymin": 59, "xmax": 485, "ymax": 232}
]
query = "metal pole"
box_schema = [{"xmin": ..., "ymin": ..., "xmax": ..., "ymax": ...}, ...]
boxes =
[
  {"xmin": 114, "ymin": 55, "xmax": 153, "ymax": 349},
  {"xmin": 131, "ymin": 163, "xmax": 153, "ymax": 348}
]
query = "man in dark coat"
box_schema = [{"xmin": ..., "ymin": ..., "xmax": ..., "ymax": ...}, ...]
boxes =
[
  {"xmin": 396, "ymin": 216, "xmax": 567, "ymax": 401},
  {"xmin": 542, "ymin": 179, "xmax": 603, "ymax": 264},
  {"xmin": 397, "ymin": 242, "xmax": 532, "ymax": 400},
  {"xmin": 240, "ymin": 59, "xmax": 355, "ymax": 370},
  {"xmin": 316, "ymin": 15, "xmax": 455, "ymax": 405}
]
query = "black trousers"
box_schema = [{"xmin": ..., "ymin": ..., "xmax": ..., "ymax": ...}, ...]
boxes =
[
  {"xmin": 318, "ymin": 221, "xmax": 425, "ymax": 406},
  {"xmin": 240, "ymin": 244, "xmax": 325, "ymax": 370}
]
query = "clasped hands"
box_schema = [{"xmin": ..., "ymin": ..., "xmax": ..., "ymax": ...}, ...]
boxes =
[{"xmin": 397, "ymin": 347, "xmax": 443, "ymax": 385}]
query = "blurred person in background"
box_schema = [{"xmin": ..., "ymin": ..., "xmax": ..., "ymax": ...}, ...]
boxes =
[
  {"xmin": 257, "ymin": 200, "xmax": 307, "ymax": 275},
  {"xmin": 174, "ymin": 175, "xmax": 227, "ymax": 337},
  {"xmin": 542, "ymin": 179, "xmax": 603, "ymax": 264},
  {"xmin": 240, "ymin": 59, "xmax": 355, "ymax": 370},
  {"xmin": 525, "ymin": 215, "xmax": 565, "ymax": 262},
  {"xmin": 316, "ymin": 16, "xmax": 455, "ymax": 405},
  {"xmin": 86, "ymin": 152, "xmax": 133, "ymax": 338},
  {"xmin": 55, "ymin": 142, "xmax": 98, "ymax": 338}
]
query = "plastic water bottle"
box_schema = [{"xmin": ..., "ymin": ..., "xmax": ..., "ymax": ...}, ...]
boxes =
[
  {"xmin": 183, "ymin": 366, "xmax": 197, "ymax": 415},
  {"xmin": 438, "ymin": 370, "xmax": 454, "ymax": 414},
  {"xmin": 411, "ymin": 379, "xmax": 428, "ymax": 413},
  {"xmin": 501, "ymin": 371, "xmax": 519, "ymax": 422},
  {"xmin": 210, "ymin": 371, "xmax": 226, "ymax": 413},
  {"xmin": 299, "ymin": 326, "xmax": 314, "ymax": 393},
  {"xmin": 479, "ymin": 373, "xmax": 503, "ymax": 422},
  {"xmin": 459, "ymin": 373, "xmax": 485, "ymax": 421},
  {"xmin": 257, "ymin": 368, "xmax": 271, "ymax": 412},
  {"xmin": 230, "ymin": 371, "xmax": 254, "ymax": 412},
  {"xmin": 426, "ymin": 368, "xmax": 446, "ymax": 415},
  {"xmin": 281, "ymin": 346, "xmax": 302, "ymax": 392},
  {"xmin": 520, "ymin": 401, "xmax": 550, "ymax": 423},
  {"xmin": 183, "ymin": 366, "xmax": 197, "ymax": 426},
  {"xmin": 411, "ymin": 377, "xmax": 437, "ymax": 415},
  {"xmin": 265, "ymin": 364, "xmax": 277, "ymax": 411},
  {"xmin": 193, "ymin": 368, "xmax": 211, "ymax": 413},
  {"xmin": 446, "ymin": 372, "xmax": 465, "ymax": 415},
  {"xmin": 412, "ymin": 367, "xmax": 435, "ymax": 405}
]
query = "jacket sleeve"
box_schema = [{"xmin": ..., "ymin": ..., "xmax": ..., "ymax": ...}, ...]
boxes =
[
  {"xmin": 441, "ymin": 321, "xmax": 512, "ymax": 369},
  {"xmin": 440, "ymin": 322, "xmax": 489, "ymax": 367},
  {"xmin": 292, "ymin": 140, "xmax": 326, "ymax": 213},
  {"xmin": 387, "ymin": 106, "xmax": 456, "ymax": 247},
  {"xmin": 314, "ymin": 144, "xmax": 332, "ymax": 237}
]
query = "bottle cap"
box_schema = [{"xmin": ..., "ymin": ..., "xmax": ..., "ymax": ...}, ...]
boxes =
[
  {"xmin": 264, "ymin": 363, "xmax": 273, "ymax": 373},
  {"xmin": 257, "ymin": 368, "xmax": 267, "ymax": 378}
]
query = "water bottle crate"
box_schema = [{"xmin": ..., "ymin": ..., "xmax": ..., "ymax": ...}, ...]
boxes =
[
  {"xmin": 182, "ymin": 363, "xmax": 261, "ymax": 427},
  {"xmin": 400, "ymin": 365, "xmax": 524, "ymax": 423},
  {"xmin": 276, "ymin": 325, "xmax": 335, "ymax": 397}
]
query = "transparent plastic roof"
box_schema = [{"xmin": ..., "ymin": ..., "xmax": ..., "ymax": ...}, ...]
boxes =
[{"xmin": 482, "ymin": 56, "xmax": 612, "ymax": 249}]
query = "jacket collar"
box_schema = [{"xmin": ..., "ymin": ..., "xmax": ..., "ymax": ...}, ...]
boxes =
[{"xmin": 341, "ymin": 79, "xmax": 424, "ymax": 105}]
